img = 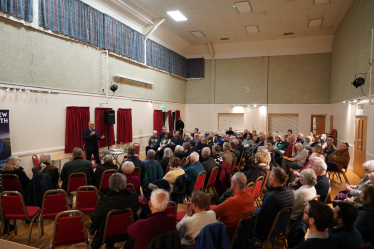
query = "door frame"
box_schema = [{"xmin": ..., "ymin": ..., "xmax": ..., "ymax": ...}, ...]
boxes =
[
  {"xmin": 354, "ymin": 115, "xmax": 368, "ymax": 178},
  {"xmin": 310, "ymin": 114, "xmax": 327, "ymax": 134}
]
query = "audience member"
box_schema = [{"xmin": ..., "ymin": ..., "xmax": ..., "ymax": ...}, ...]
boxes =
[
  {"xmin": 326, "ymin": 142, "xmax": 350, "ymax": 172},
  {"xmin": 212, "ymin": 145, "xmax": 223, "ymax": 166},
  {"xmin": 252, "ymin": 130, "xmax": 258, "ymax": 142},
  {"xmin": 184, "ymin": 133, "xmax": 191, "ymax": 142},
  {"xmin": 182, "ymin": 152, "xmax": 204, "ymax": 187},
  {"xmin": 176, "ymin": 117, "xmax": 185, "ymax": 137},
  {"xmin": 226, "ymin": 126, "xmax": 235, "ymax": 136},
  {"xmin": 189, "ymin": 140, "xmax": 196, "ymax": 152},
  {"xmin": 177, "ymin": 191, "xmax": 217, "ymax": 248},
  {"xmin": 311, "ymin": 135, "xmax": 321, "ymax": 148},
  {"xmin": 303, "ymin": 136, "xmax": 313, "ymax": 150},
  {"xmin": 256, "ymin": 167, "xmax": 295, "ymax": 239},
  {"xmin": 293, "ymin": 200, "xmax": 337, "ymax": 249},
  {"xmin": 163, "ymin": 157, "xmax": 185, "ymax": 186},
  {"xmin": 159, "ymin": 133, "xmax": 171, "ymax": 148},
  {"xmin": 182, "ymin": 142, "xmax": 191, "ymax": 158},
  {"xmin": 354, "ymin": 184, "xmax": 374, "ymax": 245},
  {"xmin": 297, "ymin": 133, "xmax": 305, "ymax": 144},
  {"xmin": 140, "ymin": 150, "xmax": 158, "ymax": 181},
  {"xmin": 266, "ymin": 132, "xmax": 275, "ymax": 145},
  {"xmin": 245, "ymin": 152, "xmax": 270, "ymax": 184},
  {"xmin": 146, "ymin": 130, "xmax": 160, "ymax": 155},
  {"xmin": 243, "ymin": 129, "xmax": 249, "ymax": 138},
  {"xmin": 288, "ymin": 129, "xmax": 293, "ymax": 136},
  {"xmin": 119, "ymin": 146, "xmax": 142, "ymax": 173},
  {"xmin": 159, "ymin": 126, "xmax": 167, "ymax": 141},
  {"xmin": 159, "ymin": 148, "xmax": 173, "ymax": 174},
  {"xmin": 126, "ymin": 189, "xmax": 176, "ymax": 249},
  {"xmin": 206, "ymin": 135, "xmax": 214, "ymax": 147},
  {"xmin": 243, "ymin": 133, "xmax": 254, "ymax": 154},
  {"xmin": 87, "ymin": 173, "xmax": 139, "ymax": 249},
  {"xmin": 195, "ymin": 136, "xmax": 208, "ymax": 154},
  {"xmin": 252, "ymin": 134, "xmax": 265, "ymax": 154},
  {"xmin": 122, "ymin": 161, "xmax": 141, "ymax": 195},
  {"xmin": 191, "ymin": 128, "xmax": 200, "ymax": 139},
  {"xmin": 2, "ymin": 156, "xmax": 30, "ymax": 193},
  {"xmin": 331, "ymin": 202, "xmax": 363, "ymax": 249},
  {"xmin": 320, "ymin": 134, "xmax": 327, "ymax": 149},
  {"xmin": 171, "ymin": 131, "xmax": 183, "ymax": 146},
  {"xmin": 311, "ymin": 157, "xmax": 331, "ymax": 203},
  {"xmin": 309, "ymin": 132, "xmax": 315, "ymax": 142},
  {"xmin": 237, "ymin": 132, "xmax": 244, "ymax": 142},
  {"xmin": 276, "ymin": 135, "xmax": 290, "ymax": 151},
  {"xmin": 213, "ymin": 172, "xmax": 255, "ymax": 239},
  {"xmin": 281, "ymin": 143, "xmax": 308, "ymax": 172},
  {"xmin": 323, "ymin": 138, "xmax": 336, "ymax": 159},
  {"xmin": 174, "ymin": 145, "xmax": 185, "ymax": 160},
  {"xmin": 274, "ymin": 135, "xmax": 282, "ymax": 149},
  {"xmin": 275, "ymin": 135, "xmax": 296, "ymax": 166},
  {"xmin": 221, "ymin": 142, "xmax": 233, "ymax": 166},
  {"xmin": 201, "ymin": 147, "xmax": 216, "ymax": 182},
  {"xmin": 31, "ymin": 153, "xmax": 59, "ymax": 188},
  {"xmin": 93, "ymin": 154, "xmax": 118, "ymax": 189}
]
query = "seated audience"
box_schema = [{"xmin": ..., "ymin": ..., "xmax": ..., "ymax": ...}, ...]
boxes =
[
  {"xmin": 140, "ymin": 149, "xmax": 157, "ymax": 181},
  {"xmin": 266, "ymin": 132, "xmax": 275, "ymax": 145},
  {"xmin": 184, "ymin": 133, "xmax": 191, "ymax": 142},
  {"xmin": 191, "ymin": 128, "xmax": 200, "ymax": 139},
  {"xmin": 177, "ymin": 191, "xmax": 217, "ymax": 249},
  {"xmin": 311, "ymin": 135, "xmax": 321, "ymax": 148},
  {"xmin": 61, "ymin": 147, "xmax": 93, "ymax": 192},
  {"xmin": 171, "ymin": 131, "xmax": 183, "ymax": 146},
  {"xmin": 195, "ymin": 136, "xmax": 208, "ymax": 154},
  {"xmin": 217, "ymin": 133, "xmax": 225, "ymax": 146},
  {"xmin": 275, "ymin": 135, "xmax": 296, "ymax": 166},
  {"xmin": 220, "ymin": 142, "xmax": 233, "ymax": 166},
  {"xmin": 281, "ymin": 143, "xmax": 308, "ymax": 172},
  {"xmin": 213, "ymin": 172, "xmax": 255, "ymax": 239},
  {"xmin": 293, "ymin": 200, "xmax": 337, "ymax": 249},
  {"xmin": 252, "ymin": 130, "xmax": 259, "ymax": 142},
  {"xmin": 206, "ymin": 135, "xmax": 214, "ymax": 147},
  {"xmin": 2, "ymin": 156, "xmax": 30, "ymax": 193},
  {"xmin": 331, "ymin": 202, "xmax": 363, "ymax": 249},
  {"xmin": 193, "ymin": 134, "xmax": 200, "ymax": 146},
  {"xmin": 311, "ymin": 157, "xmax": 331, "ymax": 203},
  {"xmin": 252, "ymin": 134, "xmax": 265, "ymax": 154},
  {"xmin": 291, "ymin": 169, "xmax": 317, "ymax": 221},
  {"xmin": 122, "ymin": 161, "xmax": 141, "ymax": 195},
  {"xmin": 212, "ymin": 145, "xmax": 223, "ymax": 166},
  {"xmin": 243, "ymin": 129, "xmax": 249, "ymax": 138},
  {"xmin": 323, "ymin": 138, "xmax": 336, "ymax": 158},
  {"xmin": 174, "ymin": 145, "xmax": 185, "ymax": 160},
  {"xmin": 320, "ymin": 134, "xmax": 327, "ymax": 149},
  {"xmin": 245, "ymin": 152, "xmax": 270, "ymax": 184},
  {"xmin": 274, "ymin": 135, "xmax": 282, "ymax": 149},
  {"xmin": 126, "ymin": 189, "xmax": 176, "ymax": 249},
  {"xmin": 93, "ymin": 154, "xmax": 118, "ymax": 189},
  {"xmin": 308, "ymin": 132, "xmax": 315, "ymax": 141},
  {"xmin": 189, "ymin": 140, "xmax": 196, "ymax": 152},
  {"xmin": 226, "ymin": 126, "xmax": 235, "ymax": 136},
  {"xmin": 146, "ymin": 130, "xmax": 160, "ymax": 155},
  {"xmin": 233, "ymin": 139, "xmax": 244, "ymax": 158},
  {"xmin": 182, "ymin": 152, "xmax": 204, "ymax": 187},
  {"xmin": 276, "ymin": 135, "xmax": 290, "ymax": 151},
  {"xmin": 256, "ymin": 167, "xmax": 295, "ymax": 239},
  {"xmin": 119, "ymin": 146, "xmax": 142, "ymax": 172},
  {"xmin": 158, "ymin": 126, "xmax": 167, "ymax": 141},
  {"xmin": 297, "ymin": 133, "xmax": 305, "ymax": 144},
  {"xmin": 243, "ymin": 133, "xmax": 254, "ymax": 154},
  {"xmin": 287, "ymin": 129, "xmax": 293, "ymax": 136},
  {"xmin": 159, "ymin": 133, "xmax": 171, "ymax": 148},
  {"xmin": 182, "ymin": 142, "xmax": 191, "ymax": 158},
  {"xmin": 159, "ymin": 148, "xmax": 173, "ymax": 174},
  {"xmin": 31, "ymin": 153, "xmax": 59, "ymax": 188},
  {"xmin": 326, "ymin": 142, "xmax": 350, "ymax": 172},
  {"xmin": 303, "ymin": 136, "xmax": 313, "ymax": 150},
  {"xmin": 87, "ymin": 173, "xmax": 139, "ymax": 249},
  {"xmin": 201, "ymin": 147, "xmax": 216, "ymax": 174},
  {"xmin": 237, "ymin": 132, "xmax": 244, "ymax": 142},
  {"xmin": 163, "ymin": 157, "xmax": 185, "ymax": 186},
  {"xmin": 354, "ymin": 184, "xmax": 374, "ymax": 245},
  {"xmin": 229, "ymin": 142, "xmax": 237, "ymax": 163}
]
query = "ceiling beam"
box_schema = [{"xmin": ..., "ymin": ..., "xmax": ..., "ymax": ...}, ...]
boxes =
[
  {"xmin": 144, "ymin": 18, "xmax": 166, "ymax": 40},
  {"xmin": 208, "ymin": 41, "xmax": 215, "ymax": 59}
]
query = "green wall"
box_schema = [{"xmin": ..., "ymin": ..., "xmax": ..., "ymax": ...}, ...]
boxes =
[
  {"xmin": 330, "ymin": 0, "xmax": 374, "ymax": 103},
  {"xmin": 0, "ymin": 18, "xmax": 186, "ymax": 103}
]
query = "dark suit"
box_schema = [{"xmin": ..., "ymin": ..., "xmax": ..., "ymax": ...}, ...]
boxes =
[
  {"xmin": 60, "ymin": 157, "xmax": 93, "ymax": 191},
  {"xmin": 83, "ymin": 128, "xmax": 103, "ymax": 164}
]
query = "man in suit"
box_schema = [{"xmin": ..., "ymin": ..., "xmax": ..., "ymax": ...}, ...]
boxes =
[{"xmin": 83, "ymin": 121, "xmax": 105, "ymax": 164}]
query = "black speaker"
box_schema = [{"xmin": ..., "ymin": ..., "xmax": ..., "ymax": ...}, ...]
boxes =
[{"xmin": 104, "ymin": 110, "xmax": 115, "ymax": 124}]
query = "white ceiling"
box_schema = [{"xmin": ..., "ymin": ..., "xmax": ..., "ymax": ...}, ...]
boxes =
[{"xmin": 121, "ymin": 0, "xmax": 354, "ymax": 46}]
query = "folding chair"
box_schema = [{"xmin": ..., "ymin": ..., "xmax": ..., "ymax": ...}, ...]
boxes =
[
  {"xmin": 37, "ymin": 189, "xmax": 69, "ymax": 247},
  {"xmin": 130, "ymin": 167, "xmax": 142, "ymax": 178},
  {"xmin": 230, "ymin": 211, "xmax": 258, "ymax": 249},
  {"xmin": 1, "ymin": 174, "xmax": 24, "ymax": 194},
  {"xmin": 205, "ymin": 166, "xmax": 219, "ymax": 196},
  {"xmin": 254, "ymin": 206, "xmax": 293, "ymax": 249},
  {"xmin": 98, "ymin": 169, "xmax": 117, "ymax": 194},
  {"xmin": 133, "ymin": 143, "xmax": 140, "ymax": 158},
  {"xmin": 165, "ymin": 201, "xmax": 178, "ymax": 217},
  {"xmin": 67, "ymin": 172, "xmax": 87, "ymax": 195},
  {"xmin": 101, "ymin": 208, "xmax": 134, "ymax": 247},
  {"xmin": 0, "ymin": 191, "xmax": 41, "ymax": 245},
  {"xmin": 32, "ymin": 154, "xmax": 40, "ymax": 167},
  {"xmin": 329, "ymin": 165, "xmax": 350, "ymax": 184},
  {"xmin": 50, "ymin": 210, "xmax": 89, "ymax": 249},
  {"xmin": 324, "ymin": 187, "xmax": 332, "ymax": 204},
  {"xmin": 76, "ymin": 186, "xmax": 99, "ymax": 214}
]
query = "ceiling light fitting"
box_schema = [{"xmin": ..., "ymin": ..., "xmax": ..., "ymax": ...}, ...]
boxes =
[
  {"xmin": 190, "ymin": 31, "xmax": 206, "ymax": 38},
  {"xmin": 313, "ymin": 0, "xmax": 331, "ymax": 5},
  {"xmin": 167, "ymin": 11, "xmax": 187, "ymax": 21},
  {"xmin": 234, "ymin": 1, "xmax": 252, "ymax": 13},
  {"xmin": 246, "ymin": 25, "xmax": 259, "ymax": 34},
  {"xmin": 308, "ymin": 19, "xmax": 323, "ymax": 28}
]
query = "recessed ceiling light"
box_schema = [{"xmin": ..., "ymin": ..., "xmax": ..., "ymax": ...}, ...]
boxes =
[
  {"xmin": 308, "ymin": 18, "xmax": 323, "ymax": 27},
  {"xmin": 245, "ymin": 25, "xmax": 259, "ymax": 33},
  {"xmin": 220, "ymin": 38, "xmax": 229, "ymax": 41},
  {"xmin": 313, "ymin": 0, "xmax": 331, "ymax": 5},
  {"xmin": 190, "ymin": 31, "xmax": 206, "ymax": 38},
  {"xmin": 234, "ymin": 1, "xmax": 252, "ymax": 13},
  {"xmin": 167, "ymin": 10, "xmax": 187, "ymax": 21}
]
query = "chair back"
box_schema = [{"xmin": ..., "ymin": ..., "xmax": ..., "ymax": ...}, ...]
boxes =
[
  {"xmin": 324, "ymin": 187, "xmax": 331, "ymax": 204},
  {"xmin": 126, "ymin": 183, "xmax": 135, "ymax": 191},
  {"xmin": 230, "ymin": 211, "xmax": 258, "ymax": 249},
  {"xmin": 76, "ymin": 186, "xmax": 98, "ymax": 213},
  {"xmin": 193, "ymin": 171, "xmax": 207, "ymax": 192},
  {"xmin": 98, "ymin": 169, "xmax": 117, "ymax": 192},
  {"xmin": 102, "ymin": 208, "xmax": 134, "ymax": 245},
  {"xmin": 165, "ymin": 201, "xmax": 177, "ymax": 217},
  {"xmin": 181, "ymin": 158, "xmax": 186, "ymax": 167},
  {"xmin": 246, "ymin": 182, "xmax": 254, "ymax": 194},
  {"xmin": 32, "ymin": 155, "xmax": 40, "ymax": 167},
  {"xmin": 1, "ymin": 174, "xmax": 24, "ymax": 194},
  {"xmin": 230, "ymin": 160, "xmax": 237, "ymax": 173},
  {"xmin": 0, "ymin": 191, "xmax": 30, "ymax": 220},
  {"xmin": 195, "ymin": 222, "xmax": 230, "ymax": 249},
  {"xmin": 268, "ymin": 206, "xmax": 293, "ymax": 240},
  {"xmin": 67, "ymin": 172, "xmax": 87, "ymax": 193},
  {"xmin": 165, "ymin": 162, "xmax": 171, "ymax": 174},
  {"xmin": 312, "ymin": 195, "xmax": 320, "ymax": 201},
  {"xmin": 41, "ymin": 189, "xmax": 69, "ymax": 219},
  {"xmin": 130, "ymin": 167, "xmax": 141, "ymax": 178},
  {"xmin": 206, "ymin": 166, "xmax": 219, "ymax": 186},
  {"xmin": 252, "ymin": 176, "xmax": 264, "ymax": 198},
  {"xmin": 52, "ymin": 210, "xmax": 87, "ymax": 247},
  {"xmin": 133, "ymin": 143, "xmax": 140, "ymax": 156},
  {"xmin": 146, "ymin": 231, "xmax": 182, "ymax": 249}
]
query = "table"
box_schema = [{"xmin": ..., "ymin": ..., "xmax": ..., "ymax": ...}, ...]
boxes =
[
  {"xmin": 100, "ymin": 150, "xmax": 127, "ymax": 166},
  {"xmin": 51, "ymin": 154, "xmax": 72, "ymax": 172}
]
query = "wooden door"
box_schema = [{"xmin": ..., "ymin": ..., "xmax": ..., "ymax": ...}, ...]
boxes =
[
  {"xmin": 311, "ymin": 115, "xmax": 326, "ymax": 135},
  {"xmin": 329, "ymin": 115, "xmax": 334, "ymax": 133},
  {"xmin": 354, "ymin": 116, "xmax": 367, "ymax": 178}
]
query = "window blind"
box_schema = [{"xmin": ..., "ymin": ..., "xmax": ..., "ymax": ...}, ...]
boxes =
[
  {"xmin": 268, "ymin": 114, "xmax": 298, "ymax": 134},
  {"xmin": 218, "ymin": 113, "xmax": 244, "ymax": 131}
]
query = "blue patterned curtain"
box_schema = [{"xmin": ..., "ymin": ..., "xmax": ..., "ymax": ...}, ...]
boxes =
[
  {"xmin": 131, "ymin": 30, "xmax": 145, "ymax": 63},
  {"xmin": 170, "ymin": 50, "xmax": 187, "ymax": 78},
  {"xmin": 0, "ymin": 0, "xmax": 33, "ymax": 22},
  {"xmin": 187, "ymin": 58, "xmax": 205, "ymax": 78},
  {"xmin": 147, "ymin": 39, "xmax": 170, "ymax": 72}
]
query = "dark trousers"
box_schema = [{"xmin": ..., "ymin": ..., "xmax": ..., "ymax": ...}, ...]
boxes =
[
  {"xmin": 326, "ymin": 162, "xmax": 339, "ymax": 171},
  {"xmin": 275, "ymin": 157, "xmax": 283, "ymax": 166},
  {"xmin": 146, "ymin": 145, "xmax": 159, "ymax": 155},
  {"xmin": 86, "ymin": 148, "xmax": 101, "ymax": 164}
]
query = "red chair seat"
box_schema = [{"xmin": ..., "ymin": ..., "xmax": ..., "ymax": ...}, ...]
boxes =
[
  {"xmin": 209, "ymin": 205, "xmax": 216, "ymax": 210},
  {"xmin": 177, "ymin": 211, "xmax": 187, "ymax": 222},
  {"xmin": 43, "ymin": 206, "xmax": 70, "ymax": 219},
  {"xmin": 5, "ymin": 206, "xmax": 40, "ymax": 220},
  {"xmin": 138, "ymin": 196, "xmax": 147, "ymax": 207},
  {"xmin": 93, "ymin": 164, "xmax": 98, "ymax": 169}
]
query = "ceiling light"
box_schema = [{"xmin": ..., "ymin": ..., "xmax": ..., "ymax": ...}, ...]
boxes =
[
  {"xmin": 167, "ymin": 11, "xmax": 187, "ymax": 21},
  {"xmin": 6, "ymin": 88, "xmax": 9, "ymax": 91},
  {"xmin": 190, "ymin": 31, "xmax": 206, "ymax": 38},
  {"xmin": 348, "ymin": 101, "xmax": 352, "ymax": 104},
  {"xmin": 245, "ymin": 25, "xmax": 259, "ymax": 33},
  {"xmin": 308, "ymin": 18, "xmax": 323, "ymax": 28},
  {"xmin": 13, "ymin": 89, "xmax": 16, "ymax": 92},
  {"xmin": 343, "ymin": 101, "xmax": 346, "ymax": 103},
  {"xmin": 19, "ymin": 89, "xmax": 22, "ymax": 92},
  {"xmin": 234, "ymin": 1, "xmax": 252, "ymax": 14},
  {"xmin": 314, "ymin": 0, "xmax": 331, "ymax": 5},
  {"xmin": 353, "ymin": 99, "xmax": 358, "ymax": 103},
  {"xmin": 254, "ymin": 104, "xmax": 257, "ymax": 107}
]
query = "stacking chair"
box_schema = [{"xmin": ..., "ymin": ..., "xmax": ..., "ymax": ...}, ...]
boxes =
[
  {"xmin": 1, "ymin": 174, "xmax": 24, "ymax": 194},
  {"xmin": 230, "ymin": 211, "xmax": 258, "ymax": 249},
  {"xmin": 312, "ymin": 195, "xmax": 321, "ymax": 201},
  {"xmin": 185, "ymin": 170, "xmax": 206, "ymax": 203},
  {"xmin": 324, "ymin": 187, "xmax": 332, "ymax": 204},
  {"xmin": 130, "ymin": 167, "xmax": 142, "ymax": 178},
  {"xmin": 146, "ymin": 231, "xmax": 182, "ymax": 249},
  {"xmin": 37, "ymin": 189, "xmax": 69, "ymax": 247},
  {"xmin": 0, "ymin": 191, "xmax": 41, "ymax": 245},
  {"xmin": 230, "ymin": 161, "xmax": 237, "ymax": 175},
  {"xmin": 67, "ymin": 172, "xmax": 87, "ymax": 195},
  {"xmin": 98, "ymin": 169, "xmax": 117, "ymax": 194},
  {"xmin": 32, "ymin": 154, "xmax": 40, "ymax": 167},
  {"xmin": 101, "ymin": 208, "xmax": 134, "ymax": 248},
  {"xmin": 126, "ymin": 183, "xmax": 136, "ymax": 191},
  {"xmin": 165, "ymin": 201, "xmax": 178, "ymax": 217},
  {"xmin": 165, "ymin": 162, "xmax": 172, "ymax": 174},
  {"xmin": 254, "ymin": 206, "xmax": 293, "ymax": 249},
  {"xmin": 133, "ymin": 143, "xmax": 140, "ymax": 158},
  {"xmin": 50, "ymin": 210, "xmax": 89, "ymax": 249},
  {"xmin": 246, "ymin": 182, "xmax": 254, "ymax": 194},
  {"xmin": 251, "ymin": 176, "xmax": 264, "ymax": 206},
  {"xmin": 76, "ymin": 186, "xmax": 99, "ymax": 214},
  {"xmin": 205, "ymin": 166, "xmax": 219, "ymax": 196},
  {"xmin": 329, "ymin": 165, "xmax": 350, "ymax": 184},
  {"xmin": 181, "ymin": 157, "xmax": 186, "ymax": 167}
]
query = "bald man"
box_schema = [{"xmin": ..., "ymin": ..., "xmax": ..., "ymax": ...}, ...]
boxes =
[{"xmin": 83, "ymin": 121, "xmax": 105, "ymax": 164}]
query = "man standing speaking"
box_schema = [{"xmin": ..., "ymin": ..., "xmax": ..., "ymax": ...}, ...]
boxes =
[{"xmin": 83, "ymin": 121, "xmax": 105, "ymax": 164}]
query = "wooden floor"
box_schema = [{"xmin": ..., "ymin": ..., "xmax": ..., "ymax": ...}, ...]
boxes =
[{"xmin": 0, "ymin": 153, "xmax": 362, "ymax": 248}]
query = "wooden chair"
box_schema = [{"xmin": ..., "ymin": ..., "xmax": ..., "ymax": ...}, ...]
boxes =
[
  {"xmin": 328, "ymin": 165, "xmax": 350, "ymax": 184},
  {"xmin": 1, "ymin": 174, "xmax": 24, "ymax": 194},
  {"xmin": 324, "ymin": 187, "xmax": 332, "ymax": 204},
  {"xmin": 312, "ymin": 195, "xmax": 321, "ymax": 201}
]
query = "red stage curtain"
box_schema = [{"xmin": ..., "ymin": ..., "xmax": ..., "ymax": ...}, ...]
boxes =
[
  {"xmin": 175, "ymin": 110, "xmax": 180, "ymax": 131},
  {"xmin": 117, "ymin": 109, "xmax": 132, "ymax": 144},
  {"xmin": 95, "ymin": 107, "xmax": 115, "ymax": 148},
  {"xmin": 153, "ymin": 110, "xmax": 163, "ymax": 134},
  {"xmin": 168, "ymin": 110, "xmax": 173, "ymax": 135},
  {"xmin": 65, "ymin": 107, "xmax": 90, "ymax": 153}
]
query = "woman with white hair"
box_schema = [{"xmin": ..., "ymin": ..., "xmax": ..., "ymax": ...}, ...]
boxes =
[
  {"xmin": 291, "ymin": 169, "xmax": 317, "ymax": 221},
  {"xmin": 2, "ymin": 156, "xmax": 30, "ymax": 193},
  {"xmin": 159, "ymin": 147, "xmax": 174, "ymax": 174},
  {"xmin": 184, "ymin": 133, "xmax": 191, "ymax": 142},
  {"xmin": 122, "ymin": 161, "xmax": 141, "ymax": 195},
  {"xmin": 93, "ymin": 154, "xmax": 118, "ymax": 190},
  {"xmin": 303, "ymin": 136, "xmax": 313, "ymax": 150}
]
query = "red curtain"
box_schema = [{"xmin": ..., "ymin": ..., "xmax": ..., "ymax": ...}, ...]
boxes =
[
  {"xmin": 175, "ymin": 110, "xmax": 180, "ymax": 131},
  {"xmin": 117, "ymin": 109, "xmax": 132, "ymax": 144},
  {"xmin": 65, "ymin": 107, "xmax": 90, "ymax": 153},
  {"xmin": 153, "ymin": 110, "xmax": 163, "ymax": 134},
  {"xmin": 95, "ymin": 107, "xmax": 115, "ymax": 148},
  {"xmin": 168, "ymin": 110, "xmax": 173, "ymax": 135}
]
